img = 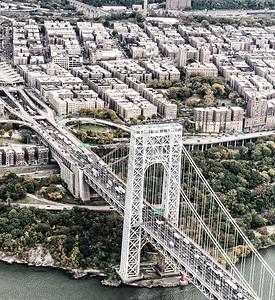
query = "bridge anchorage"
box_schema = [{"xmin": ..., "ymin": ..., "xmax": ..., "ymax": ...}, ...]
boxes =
[{"xmin": 113, "ymin": 123, "xmax": 275, "ymax": 300}]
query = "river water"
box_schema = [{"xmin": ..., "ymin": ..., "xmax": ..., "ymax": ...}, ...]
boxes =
[{"xmin": 1, "ymin": 247, "xmax": 274, "ymax": 300}]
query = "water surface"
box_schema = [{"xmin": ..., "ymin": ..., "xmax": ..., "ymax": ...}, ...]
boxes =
[{"xmin": 1, "ymin": 247, "xmax": 275, "ymax": 300}]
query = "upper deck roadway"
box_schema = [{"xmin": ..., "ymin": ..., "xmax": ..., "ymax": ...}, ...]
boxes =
[
  {"xmin": 182, "ymin": 131, "xmax": 275, "ymax": 148},
  {"xmin": 84, "ymin": 164, "xmax": 256, "ymax": 300},
  {"xmin": 1, "ymin": 87, "xmax": 258, "ymax": 300}
]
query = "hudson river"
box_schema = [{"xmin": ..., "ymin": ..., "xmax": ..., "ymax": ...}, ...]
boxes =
[{"xmin": 1, "ymin": 247, "xmax": 274, "ymax": 300}]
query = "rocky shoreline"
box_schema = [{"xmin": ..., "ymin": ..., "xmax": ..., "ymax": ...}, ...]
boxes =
[
  {"xmin": 0, "ymin": 245, "xmax": 105, "ymax": 280},
  {"xmin": 2, "ymin": 243, "xmax": 273, "ymax": 289},
  {"xmin": 0, "ymin": 246, "xmax": 186, "ymax": 288}
]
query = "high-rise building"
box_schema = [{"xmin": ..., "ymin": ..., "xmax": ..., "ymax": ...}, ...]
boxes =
[
  {"xmin": 199, "ymin": 47, "xmax": 211, "ymax": 64},
  {"xmin": 25, "ymin": 146, "xmax": 36, "ymax": 164},
  {"xmin": 14, "ymin": 148, "xmax": 25, "ymax": 166},
  {"xmin": 177, "ymin": 45, "xmax": 187, "ymax": 67},
  {"xmin": 194, "ymin": 107, "xmax": 244, "ymax": 133},
  {"xmin": 166, "ymin": 0, "xmax": 191, "ymax": 10},
  {"xmin": 36, "ymin": 146, "xmax": 49, "ymax": 165},
  {"xmin": 244, "ymin": 96, "xmax": 267, "ymax": 131},
  {"xmin": 4, "ymin": 149, "xmax": 14, "ymax": 166}
]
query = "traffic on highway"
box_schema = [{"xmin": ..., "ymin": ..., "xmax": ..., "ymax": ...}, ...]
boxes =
[
  {"xmin": 142, "ymin": 204, "xmax": 254, "ymax": 300},
  {"xmin": 83, "ymin": 151, "xmax": 256, "ymax": 300},
  {"xmin": 1, "ymin": 86, "xmax": 258, "ymax": 300}
]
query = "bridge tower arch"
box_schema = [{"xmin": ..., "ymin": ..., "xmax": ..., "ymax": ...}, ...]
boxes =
[{"xmin": 118, "ymin": 124, "xmax": 182, "ymax": 282}]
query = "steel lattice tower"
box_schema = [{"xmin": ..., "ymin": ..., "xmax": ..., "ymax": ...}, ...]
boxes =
[{"xmin": 118, "ymin": 124, "xmax": 182, "ymax": 282}]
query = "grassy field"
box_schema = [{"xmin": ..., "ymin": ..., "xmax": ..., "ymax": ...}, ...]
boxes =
[
  {"xmin": 0, "ymin": 137, "xmax": 36, "ymax": 146},
  {"xmin": 74, "ymin": 125, "xmax": 106, "ymax": 132},
  {"xmin": 0, "ymin": 137, "xmax": 22, "ymax": 146},
  {"xmin": 17, "ymin": 196, "xmax": 50, "ymax": 205},
  {"xmin": 215, "ymin": 98, "xmax": 234, "ymax": 106}
]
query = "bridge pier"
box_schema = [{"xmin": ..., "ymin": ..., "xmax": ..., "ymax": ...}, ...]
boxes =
[
  {"xmin": 60, "ymin": 162, "xmax": 75, "ymax": 195},
  {"xmin": 78, "ymin": 169, "xmax": 91, "ymax": 201},
  {"xmin": 156, "ymin": 254, "xmax": 179, "ymax": 277},
  {"xmin": 72, "ymin": 165, "xmax": 90, "ymax": 201},
  {"xmin": 52, "ymin": 153, "xmax": 90, "ymax": 201}
]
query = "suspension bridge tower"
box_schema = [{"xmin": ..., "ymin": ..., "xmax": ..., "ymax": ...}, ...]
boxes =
[{"xmin": 118, "ymin": 123, "xmax": 182, "ymax": 282}]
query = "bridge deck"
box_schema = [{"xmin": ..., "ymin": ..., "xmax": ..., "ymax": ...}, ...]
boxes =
[{"xmin": 2, "ymin": 89, "xmax": 260, "ymax": 300}]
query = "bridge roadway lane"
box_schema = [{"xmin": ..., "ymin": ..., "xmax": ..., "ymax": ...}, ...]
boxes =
[
  {"xmin": 1, "ymin": 114, "xmax": 256, "ymax": 300},
  {"xmin": 142, "ymin": 205, "xmax": 255, "ymax": 300},
  {"xmin": 83, "ymin": 163, "xmax": 256, "ymax": 300},
  {"xmin": 3, "ymin": 90, "xmax": 257, "ymax": 300},
  {"xmin": 183, "ymin": 130, "xmax": 275, "ymax": 147}
]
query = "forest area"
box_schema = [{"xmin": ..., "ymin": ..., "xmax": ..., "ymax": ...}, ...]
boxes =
[
  {"xmin": 0, "ymin": 137, "xmax": 274, "ymax": 275},
  {"xmin": 189, "ymin": 136, "xmax": 275, "ymax": 251},
  {"xmin": 0, "ymin": 205, "xmax": 122, "ymax": 280},
  {"xmin": 192, "ymin": 0, "xmax": 275, "ymax": 10}
]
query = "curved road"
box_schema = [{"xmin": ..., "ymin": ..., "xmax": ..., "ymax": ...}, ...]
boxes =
[
  {"xmin": 10, "ymin": 194, "xmax": 114, "ymax": 212},
  {"xmin": 11, "ymin": 203, "xmax": 115, "ymax": 211},
  {"xmin": 61, "ymin": 117, "xmax": 131, "ymax": 133}
]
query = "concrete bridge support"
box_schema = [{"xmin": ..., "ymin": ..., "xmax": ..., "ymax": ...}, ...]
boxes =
[
  {"xmin": 156, "ymin": 253, "xmax": 179, "ymax": 277},
  {"xmin": 60, "ymin": 163, "xmax": 75, "ymax": 195},
  {"xmin": 53, "ymin": 154, "xmax": 75, "ymax": 195},
  {"xmin": 52, "ymin": 154, "xmax": 90, "ymax": 201},
  {"xmin": 72, "ymin": 165, "xmax": 90, "ymax": 201},
  {"xmin": 68, "ymin": 0, "xmax": 107, "ymax": 18}
]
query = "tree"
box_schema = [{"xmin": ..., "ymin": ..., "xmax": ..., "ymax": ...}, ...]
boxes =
[
  {"xmin": 251, "ymin": 149, "xmax": 262, "ymax": 161},
  {"xmin": 21, "ymin": 134, "xmax": 31, "ymax": 144},
  {"xmin": 8, "ymin": 130, "xmax": 13, "ymax": 139},
  {"xmin": 256, "ymin": 226, "xmax": 270, "ymax": 236},
  {"xmin": 177, "ymin": 88, "xmax": 192, "ymax": 100},
  {"xmin": 48, "ymin": 192, "xmax": 62, "ymax": 201},
  {"xmin": 260, "ymin": 235, "xmax": 272, "ymax": 247},
  {"xmin": 211, "ymin": 83, "xmax": 225, "ymax": 97},
  {"xmin": 270, "ymin": 233, "xmax": 275, "ymax": 243},
  {"xmin": 203, "ymin": 89, "xmax": 214, "ymax": 106},
  {"xmin": 113, "ymin": 119, "xmax": 124, "ymax": 125},
  {"xmin": 166, "ymin": 87, "xmax": 178, "ymax": 99},
  {"xmin": 3, "ymin": 121, "xmax": 12, "ymax": 132},
  {"xmin": 130, "ymin": 118, "xmax": 137, "ymax": 125},
  {"xmin": 251, "ymin": 213, "xmax": 266, "ymax": 228},
  {"xmin": 201, "ymin": 20, "xmax": 210, "ymax": 29},
  {"xmin": 8, "ymin": 114, "xmax": 20, "ymax": 120},
  {"xmin": 6, "ymin": 197, "xmax": 12, "ymax": 206},
  {"xmin": 79, "ymin": 131, "xmax": 87, "ymax": 142},
  {"xmin": 103, "ymin": 20, "xmax": 110, "ymax": 27},
  {"xmin": 77, "ymin": 121, "xmax": 82, "ymax": 130},
  {"xmin": 138, "ymin": 115, "xmax": 145, "ymax": 121},
  {"xmin": 136, "ymin": 13, "xmax": 145, "ymax": 23},
  {"xmin": 262, "ymin": 146, "xmax": 272, "ymax": 157}
]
